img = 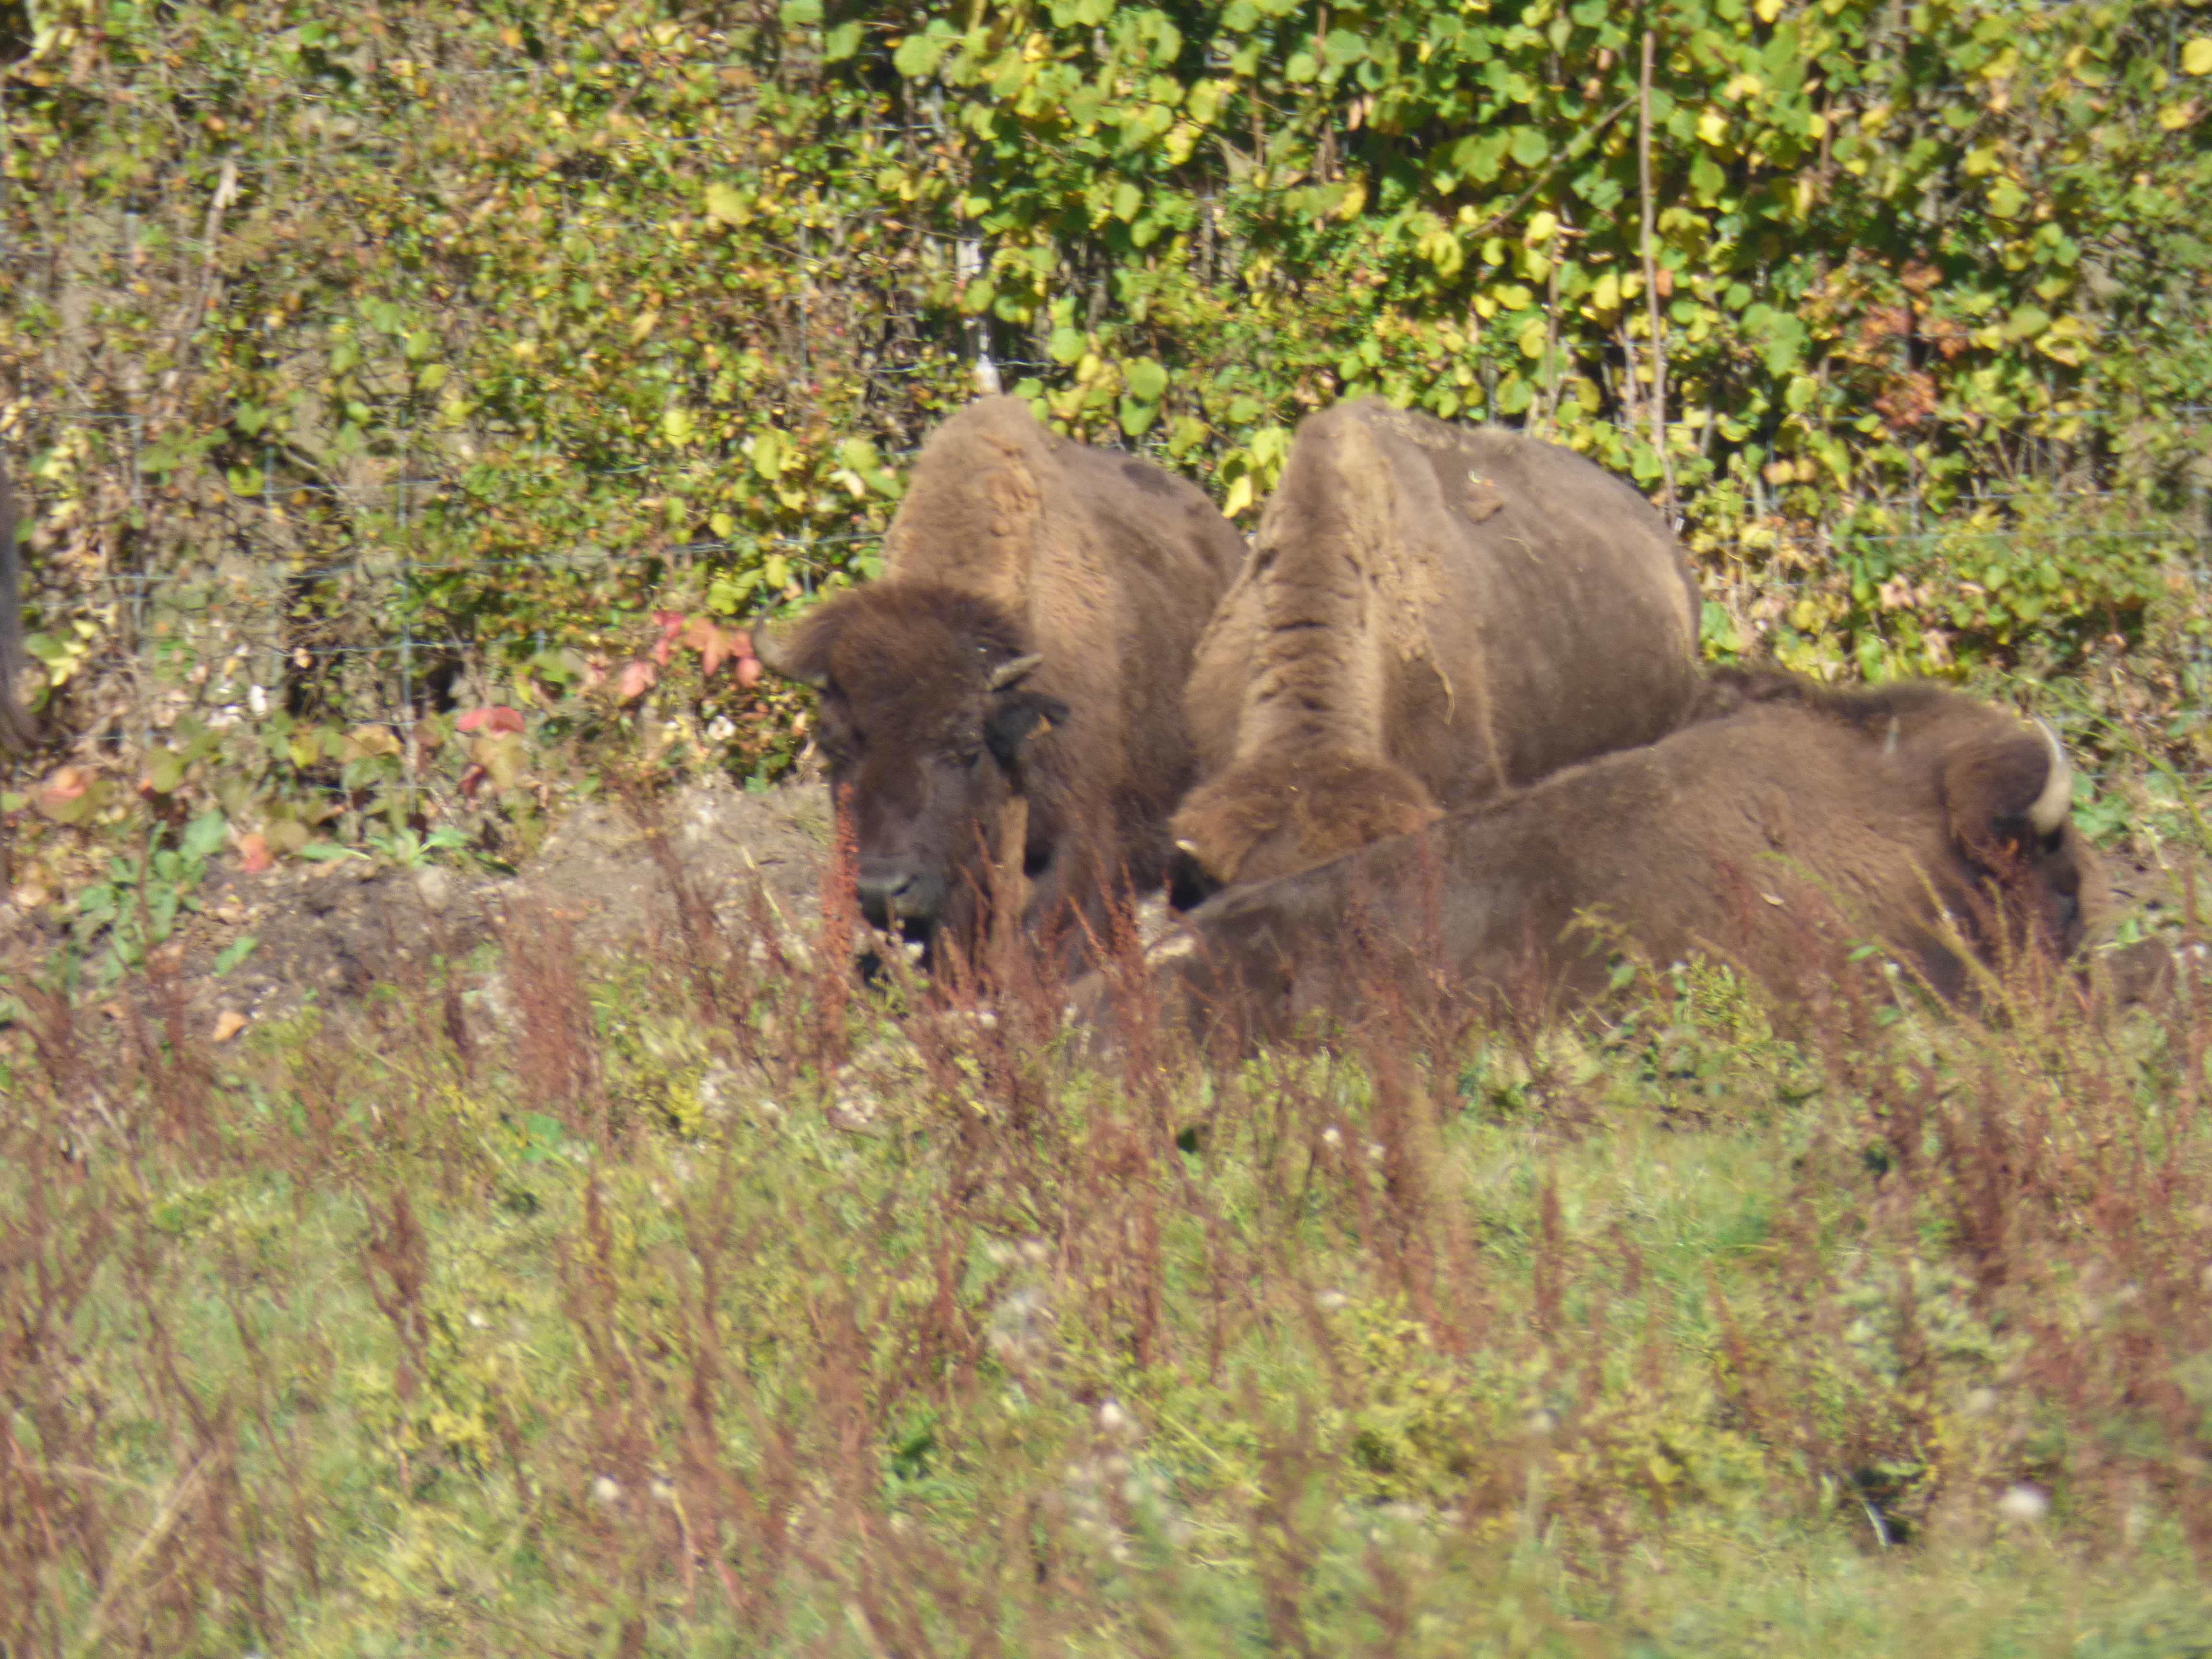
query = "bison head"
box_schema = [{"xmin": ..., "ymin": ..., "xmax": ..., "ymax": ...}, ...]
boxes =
[
  {"xmin": 1935, "ymin": 715, "xmax": 2102, "ymax": 959},
  {"xmin": 756, "ymin": 582, "xmax": 1068, "ymax": 949}
]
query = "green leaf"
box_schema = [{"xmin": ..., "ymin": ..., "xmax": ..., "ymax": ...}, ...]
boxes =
[
  {"xmin": 1988, "ymin": 179, "xmax": 2026, "ymax": 218},
  {"xmin": 1119, "ymin": 397, "xmax": 1159, "ymax": 437},
  {"xmin": 1509, "ymin": 126, "xmax": 1548, "ymax": 167},
  {"xmin": 297, "ymin": 841, "xmax": 364, "ymax": 862},
  {"xmin": 708, "ymin": 579, "xmax": 761, "ymax": 619},
  {"xmin": 893, "ymin": 32, "xmax": 946, "ymax": 78},
  {"xmin": 1690, "ymin": 151, "xmax": 1725, "ymax": 205},
  {"xmin": 781, "ymin": 0, "xmax": 822, "ymax": 23},
  {"xmin": 1048, "ymin": 326, "xmax": 1088, "ymax": 365},
  {"xmin": 214, "ymin": 935, "xmax": 259, "ymax": 975},
  {"xmin": 824, "ymin": 20, "xmax": 862, "ymax": 60},
  {"xmin": 1450, "ymin": 131, "xmax": 1511, "ymax": 185},
  {"xmin": 1123, "ymin": 358, "xmax": 1168, "ymax": 402},
  {"xmin": 753, "ymin": 428, "xmax": 785, "ymax": 479}
]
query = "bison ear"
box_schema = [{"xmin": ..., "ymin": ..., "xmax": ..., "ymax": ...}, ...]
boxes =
[
  {"xmin": 1944, "ymin": 724, "xmax": 2073, "ymax": 848},
  {"xmin": 985, "ymin": 691, "xmax": 1069, "ymax": 767},
  {"xmin": 751, "ymin": 610, "xmax": 835, "ymax": 691}
]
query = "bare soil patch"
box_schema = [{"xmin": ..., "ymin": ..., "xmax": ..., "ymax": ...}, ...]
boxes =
[{"xmin": 0, "ymin": 779, "xmax": 832, "ymax": 1039}]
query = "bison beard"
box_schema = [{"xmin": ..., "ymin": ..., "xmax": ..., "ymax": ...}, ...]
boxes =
[
  {"xmin": 0, "ymin": 450, "xmax": 35, "ymax": 753},
  {"xmin": 754, "ymin": 397, "xmax": 1244, "ymax": 968},
  {"xmin": 1089, "ymin": 672, "xmax": 2107, "ymax": 1052}
]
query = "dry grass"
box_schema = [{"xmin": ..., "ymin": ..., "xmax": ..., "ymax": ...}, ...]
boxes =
[{"xmin": 2, "ymin": 840, "xmax": 2211, "ymax": 1658}]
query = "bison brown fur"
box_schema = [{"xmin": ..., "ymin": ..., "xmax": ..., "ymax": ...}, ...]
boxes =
[
  {"xmin": 760, "ymin": 397, "xmax": 1244, "ymax": 959},
  {"xmin": 1100, "ymin": 672, "xmax": 2107, "ymax": 1050},
  {"xmin": 1172, "ymin": 397, "xmax": 1702, "ymax": 889}
]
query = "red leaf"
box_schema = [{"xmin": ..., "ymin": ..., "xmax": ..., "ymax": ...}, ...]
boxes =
[
  {"xmin": 458, "ymin": 764, "xmax": 489, "ymax": 801},
  {"xmin": 41, "ymin": 766, "xmax": 88, "ymax": 803},
  {"xmin": 618, "ymin": 659, "xmax": 658, "ymax": 701},
  {"xmin": 736, "ymin": 655, "xmax": 762, "ymax": 688},
  {"xmin": 240, "ymin": 833, "xmax": 273, "ymax": 875},
  {"xmin": 684, "ymin": 617, "xmax": 737, "ymax": 678},
  {"xmin": 458, "ymin": 704, "xmax": 525, "ymax": 736},
  {"xmin": 649, "ymin": 609, "xmax": 687, "ymax": 667}
]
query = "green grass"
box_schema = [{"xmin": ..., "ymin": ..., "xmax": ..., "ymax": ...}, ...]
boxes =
[{"xmin": 3, "ymin": 916, "xmax": 2212, "ymax": 1658}]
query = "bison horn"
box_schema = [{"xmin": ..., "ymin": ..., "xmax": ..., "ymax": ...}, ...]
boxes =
[
  {"xmin": 2027, "ymin": 720, "xmax": 2073, "ymax": 835},
  {"xmin": 750, "ymin": 619, "xmax": 826, "ymax": 691},
  {"xmin": 988, "ymin": 652, "xmax": 1043, "ymax": 691}
]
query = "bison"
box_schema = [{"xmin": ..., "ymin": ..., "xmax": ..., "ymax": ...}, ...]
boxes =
[
  {"xmin": 1172, "ymin": 397, "xmax": 1703, "ymax": 890},
  {"xmin": 1097, "ymin": 672, "xmax": 2107, "ymax": 1049},
  {"xmin": 754, "ymin": 397, "xmax": 1245, "ymax": 962},
  {"xmin": 0, "ymin": 448, "xmax": 35, "ymax": 753}
]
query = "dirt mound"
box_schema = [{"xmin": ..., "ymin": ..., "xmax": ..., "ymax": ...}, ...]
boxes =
[{"xmin": 0, "ymin": 779, "xmax": 833, "ymax": 1037}]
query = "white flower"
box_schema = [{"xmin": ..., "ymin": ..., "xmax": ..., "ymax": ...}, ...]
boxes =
[
  {"xmin": 591, "ymin": 1475, "xmax": 622, "ymax": 1506},
  {"xmin": 1996, "ymin": 1484, "xmax": 2049, "ymax": 1525}
]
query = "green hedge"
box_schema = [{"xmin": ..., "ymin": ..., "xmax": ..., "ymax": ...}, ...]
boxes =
[{"xmin": 3, "ymin": 0, "xmax": 2209, "ymax": 851}]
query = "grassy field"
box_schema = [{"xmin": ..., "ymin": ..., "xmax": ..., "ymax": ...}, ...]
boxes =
[{"xmin": 5, "ymin": 866, "xmax": 2212, "ymax": 1659}]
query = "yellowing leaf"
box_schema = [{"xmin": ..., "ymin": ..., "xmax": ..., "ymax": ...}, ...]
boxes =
[
  {"xmin": 1754, "ymin": 0, "xmax": 1783, "ymax": 19},
  {"xmin": 1417, "ymin": 224, "xmax": 1464, "ymax": 276},
  {"xmin": 752, "ymin": 428, "xmax": 785, "ymax": 478},
  {"xmin": 1696, "ymin": 108, "xmax": 1728, "ymax": 145},
  {"xmin": 2183, "ymin": 36, "xmax": 2212, "ymax": 75},
  {"xmin": 704, "ymin": 182, "xmax": 750, "ymax": 226},
  {"xmin": 2160, "ymin": 102, "xmax": 2198, "ymax": 130},
  {"xmin": 1518, "ymin": 315, "xmax": 1549, "ymax": 359},
  {"xmin": 1222, "ymin": 473, "xmax": 1254, "ymax": 517},
  {"xmin": 1524, "ymin": 209, "xmax": 1558, "ymax": 246}
]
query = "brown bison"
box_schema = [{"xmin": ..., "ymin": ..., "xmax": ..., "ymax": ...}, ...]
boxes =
[
  {"xmin": 755, "ymin": 397, "xmax": 1245, "ymax": 959},
  {"xmin": 1100, "ymin": 672, "xmax": 2106, "ymax": 1048},
  {"xmin": 1173, "ymin": 397, "xmax": 1703, "ymax": 889},
  {"xmin": 0, "ymin": 449, "xmax": 35, "ymax": 753}
]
